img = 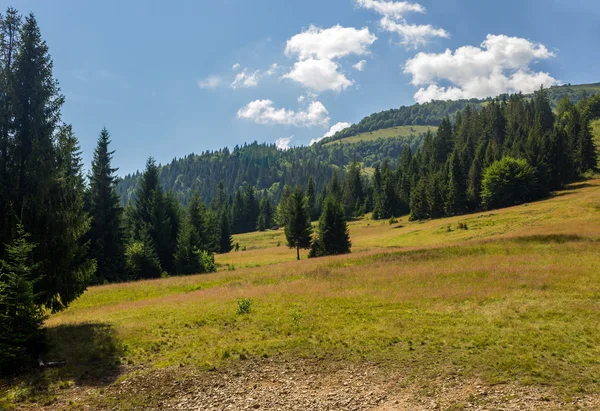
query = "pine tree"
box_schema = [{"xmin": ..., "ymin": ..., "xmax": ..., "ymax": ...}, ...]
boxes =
[
  {"xmin": 343, "ymin": 161, "xmax": 363, "ymax": 218},
  {"xmin": 87, "ymin": 128, "xmax": 126, "ymax": 284},
  {"xmin": 305, "ymin": 176, "xmax": 317, "ymax": 221},
  {"xmin": 125, "ymin": 225, "xmax": 162, "ymax": 279},
  {"xmin": 309, "ymin": 196, "xmax": 351, "ymax": 257},
  {"xmin": 257, "ymin": 196, "xmax": 273, "ymax": 231},
  {"xmin": 5, "ymin": 14, "xmax": 93, "ymax": 312},
  {"xmin": 444, "ymin": 153, "xmax": 466, "ymax": 215},
  {"xmin": 371, "ymin": 165, "xmax": 383, "ymax": 219},
  {"xmin": 218, "ymin": 210, "xmax": 233, "ymax": 253},
  {"xmin": 284, "ymin": 185, "xmax": 312, "ymax": 260},
  {"xmin": 0, "ymin": 225, "xmax": 45, "ymax": 375}
]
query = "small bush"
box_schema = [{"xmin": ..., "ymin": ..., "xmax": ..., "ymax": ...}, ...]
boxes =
[
  {"xmin": 236, "ymin": 298, "xmax": 253, "ymax": 315},
  {"xmin": 457, "ymin": 222, "xmax": 468, "ymax": 230},
  {"xmin": 389, "ymin": 217, "xmax": 398, "ymax": 225},
  {"xmin": 125, "ymin": 241, "xmax": 162, "ymax": 279}
]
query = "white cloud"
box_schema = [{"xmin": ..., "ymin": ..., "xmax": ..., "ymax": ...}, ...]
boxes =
[
  {"xmin": 353, "ymin": 60, "xmax": 367, "ymax": 71},
  {"xmin": 230, "ymin": 69, "xmax": 261, "ymax": 89},
  {"xmin": 264, "ymin": 63, "xmax": 280, "ymax": 76},
  {"xmin": 356, "ymin": 0, "xmax": 448, "ymax": 49},
  {"xmin": 355, "ymin": 0, "xmax": 424, "ymax": 19},
  {"xmin": 276, "ymin": 136, "xmax": 293, "ymax": 150},
  {"xmin": 297, "ymin": 95, "xmax": 305, "ymax": 103},
  {"xmin": 197, "ymin": 75, "xmax": 223, "ymax": 90},
  {"xmin": 285, "ymin": 25, "xmax": 377, "ymax": 61},
  {"xmin": 283, "ymin": 25, "xmax": 376, "ymax": 93},
  {"xmin": 310, "ymin": 121, "xmax": 352, "ymax": 145},
  {"xmin": 237, "ymin": 99, "xmax": 330, "ymax": 127},
  {"xmin": 404, "ymin": 34, "xmax": 559, "ymax": 103},
  {"xmin": 283, "ymin": 59, "xmax": 353, "ymax": 92},
  {"xmin": 232, "ymin": 63, "xmax": 241, "ymax": 71},
  {"xmin": 380, "ymin": 16, "xmax": 449, "ymax": 49}
]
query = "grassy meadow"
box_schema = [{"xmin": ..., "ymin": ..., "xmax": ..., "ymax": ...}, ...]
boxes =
[
  {"xmin": 2, "ymin": 175, "xmax": 600, "ymax": 408},
  {"xmin": 324, "ymin": 125, "xmax": 436, "ymax": 145}
]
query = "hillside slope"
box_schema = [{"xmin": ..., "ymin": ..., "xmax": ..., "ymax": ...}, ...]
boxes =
[{"xmin": 4, "ymin": 178, "xmax": 600, "ymax": 409}]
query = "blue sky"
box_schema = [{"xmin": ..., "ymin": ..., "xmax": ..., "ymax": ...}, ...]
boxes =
[{"xmin": 5, "ymin": 0, "xmax": 600, "ymax": 175}]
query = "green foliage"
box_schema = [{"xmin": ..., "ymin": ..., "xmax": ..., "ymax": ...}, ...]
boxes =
[
  {"xmin": 481, "ymin": 157, "xmax": 538, "ymax": 210},
  {"xmin": 125, "ymin": 231, "xmax": 162, "ymax": 280},
  {"xmin": 0, "ymin": 225, "xmax": 45, "ymax": 376},
  {"xmin": 236, "ymin": 298, "xmax": 253, "ymax": 315},
  {"xmin": 87, "ymin": 128, "xmax": 126, "ymax": 284},
  {"xmin": 309, "ymin": 196, "xmax": 351, "ymax": 258},
  {"xmin": 284, "ymin": 186, "xmax": 313, "ymax": 260}
]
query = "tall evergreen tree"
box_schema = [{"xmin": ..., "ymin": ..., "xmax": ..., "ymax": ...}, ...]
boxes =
[
  {"xmin": 309, "ymin": 196, "xmax": 351, "ymax": 257},
  {"xmin": 87, "ymin": 128, "xmax": 126, "ymax": 284},
  {"xmin": 283, "ymin": 185, "xmax": 312, "ymax": 260},
  {"xmin": 218, "ymin": 210, "xmax": 233, "ymax": 253},
  {"xmin": 305, "ymin": 176, "xmax": 317, "ymax": 221}
]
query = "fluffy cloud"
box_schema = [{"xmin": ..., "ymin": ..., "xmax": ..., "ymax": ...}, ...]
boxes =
[
  {"xmin": 283, "ymin": 59, "xmax": 353, "ymax": 93},
  {"xmin": 353, "ymin": 60, "xmax": 367, "ymax": 71},
  {"xmin": 404, "ymin": 34, "xmax": 559, "ymax": 103},
  {"xmin": 237, "ymin": 99, "xmax": 330, "ymax": 127},
  {"xmin": 310, "ymin": 121, "xmax": 352, "ymax": 145},
  {"xmin": 232, "ymin": 63, "xmax": 241, "ymax": 71},
  {"xmin": 230, "ymin": 69, "xmax": 261, "ymax": 89},
  {"xmin": 356, "ymin": 0, "xmax": 448, "ymax": 49},
  {"xmin": 276, "ymin": 136, "xmax": 293, "ymax": 150},
  {"xmin": 283, "ymin": 25, "xmax": 376, "ymax": 93},
  {"xmin": 285, "ymin": 25, "xmax": 377, "ymax": 61},
  {"xmin": 197, "ymin": 75, "xmax": 222, "ymax": 90}
]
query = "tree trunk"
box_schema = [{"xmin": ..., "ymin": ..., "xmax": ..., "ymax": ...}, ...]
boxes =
[{"xmin": 296, "ymin": 245, "xmax": 300, "ymax": 260}]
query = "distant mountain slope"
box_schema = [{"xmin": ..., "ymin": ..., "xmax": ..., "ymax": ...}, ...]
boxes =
[
  {"xmin": 320, "ymin": 83, "xmax": 600, "ymax": 145},
  {"xmin": 323, "ymin": 125, "xmax": 436, "ymax": 146}
]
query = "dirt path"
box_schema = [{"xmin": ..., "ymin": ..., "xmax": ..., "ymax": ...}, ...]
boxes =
[{"xmin": 31, "ymin": 359, "xmax": 597, "ymax": 410}]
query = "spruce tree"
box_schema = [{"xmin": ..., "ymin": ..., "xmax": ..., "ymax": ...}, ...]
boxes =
[
  {"xmin": 257, "ymin": 196, "xmax": 273, "ymax": 231},
  {"xmin": 0, "ymin": 225, "xmax": 45, "ymax": 375},
  {"xmin": 87, "ymin": 128, "xmax": 126, "ymax": 284},
  {"xmin": 309, "ymin": 196, "xmax": 351, "ymax": 257},
  {"xmin": 218, "ymin": 210, "xmax": 233, "ymax": 253},
  {"xmin": 284, "ymin": 185, "xmax": 312, "ymax": 260},
  {"xmin": 305, "ymin": 176, "xmax": 317, "ymax": 221}
]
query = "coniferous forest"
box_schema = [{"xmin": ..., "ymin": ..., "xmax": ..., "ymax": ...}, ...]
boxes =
[{"xmin": 0, "ymin": 7, "xmax": 598, "ymax": 376}]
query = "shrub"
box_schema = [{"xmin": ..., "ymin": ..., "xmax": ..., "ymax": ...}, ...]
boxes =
[
  {"xmin": 236, "ymin": 298, "xmax": 253, "ymax": 315},
  {"xmin": 388, "ymin": 216, "xmax": 398, "ymax": 225},
  {"xmin": 125, "ymin": 241, "xmax": 162, "ymax": 279},
  {"xmin": 481, "ymin": 157, "xmax": 538, "ymax": 210}
]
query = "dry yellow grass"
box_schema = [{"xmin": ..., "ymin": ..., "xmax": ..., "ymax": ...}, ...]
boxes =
[{"xmin": 2, "ymin": 178, "xmax": 600, "ymax": 409}]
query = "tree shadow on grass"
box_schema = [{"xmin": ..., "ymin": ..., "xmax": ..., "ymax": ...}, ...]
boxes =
[
  {"xmin": 43, "ymin": 322, "xmax": 125, "ymax": 386},
  {"xmin": 0, "ymin": 323, "xmax": 124, "ymax": 406}
]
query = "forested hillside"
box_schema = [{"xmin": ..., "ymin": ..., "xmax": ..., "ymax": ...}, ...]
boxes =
[
  {"xmin": 319, "ymin": 83, "xmax": 600, "ymax": 144},
  {"xmin": 117, "ymin": 83, "xmax": 600, "ymax": 208},
  {"xmin": 116, "ymin": 135, "xmax": 424, "ymax": 206}
]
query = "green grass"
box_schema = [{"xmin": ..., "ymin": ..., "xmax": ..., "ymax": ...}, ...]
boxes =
[
  {"xmin": 2, "ymin": 179, "xmax": 600, "ymax": 409},
  {"xmin": 324, "ymin": 125, "xmax": 436, "ymax": 145}
]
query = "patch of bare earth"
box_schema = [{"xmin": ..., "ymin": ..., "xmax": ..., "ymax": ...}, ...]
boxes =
[{"xmin": 31, "ymin": 359, "xmax": 599, "ymax": 410}]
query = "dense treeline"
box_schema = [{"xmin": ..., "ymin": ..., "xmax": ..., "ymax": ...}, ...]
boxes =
[
  {"xmin": 320, "ymin": 84, "xmax": 599, "ymax": 145},
  {"xmin": 365, "ymin": 90, "xmax": 598, "ymax": 221},
  {"xmin": 116, "ymin": 136, "xmax": 423, "ymax": 207}
]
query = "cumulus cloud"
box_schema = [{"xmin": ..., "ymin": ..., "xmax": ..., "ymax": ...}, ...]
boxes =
[
  {"xmin": 283, "ymin": 25, "xmax": 376, "ymax": 93},
  {"xmin": 404, "ymin": 34, "xmax": 559, "ymax": 103},
  {"xmin": 285, "ymin": 25, "xmax": 377, "ymax": 61},
  {"xmin": 353, "ymin": 60, "xmax": 367, "ymax": 71},
  {"xmin": 310, "ymin": 121, "xmax": 352, "ymax": 145},
  {"xmin": 232, "ymin": 63, "xmax": 241, "ymax": 71},
  {"xmin": 230, "ymin": 69, "xmax": 261, "ymax": 89},
  {"xmin": 237, "ymin": 99, "xmax": 330, "ymax": 127},
  {"xmin": 283, "ymin": 59, "xmax": 353, "ymax": 93},
  {"xmin": 197, "ymin": 75, "xmax": 223, "ymax": 90},
  {"xmin": 276, "ymin": 136, "xmax": 293, "ymax": 150},
  {"xmin": 356, "ymin": 0, "xmax": 448, "ymax": 49}
]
